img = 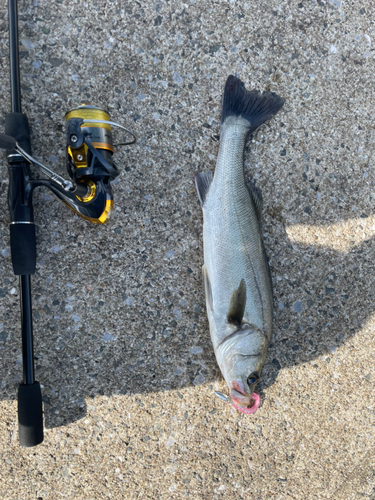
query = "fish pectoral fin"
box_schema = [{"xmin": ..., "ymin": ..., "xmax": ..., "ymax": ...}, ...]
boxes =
[
  {"xmin": 194, "ymin": 171, "xmax": 213, "ymax": 206},
  {"xmin": 227, "ymin": 279, "xmax": 247, "ymax": 326},
  {"xmin": 202, "ymin": 265, "xmax": 213, "ymax": 311}
]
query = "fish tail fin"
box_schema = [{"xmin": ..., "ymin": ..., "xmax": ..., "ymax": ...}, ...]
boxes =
[{"xmin": 221, "ymin": 75, "xmax": 284, "ymax": 132}]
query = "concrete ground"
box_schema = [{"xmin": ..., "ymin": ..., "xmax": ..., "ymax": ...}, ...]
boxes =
[{"xmin": 0, "ymin": 0, "xmax": 374, "ymax": 498}]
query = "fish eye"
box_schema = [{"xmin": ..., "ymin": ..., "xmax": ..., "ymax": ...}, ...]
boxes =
[{"xmin": 247, "ymin": 373, "xmax": 259, "ymax": 386}]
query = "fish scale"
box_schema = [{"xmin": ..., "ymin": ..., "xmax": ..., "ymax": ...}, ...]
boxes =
[{"xmin": 195, "ymin": 75, "xmax": 284, "ymax": 412}]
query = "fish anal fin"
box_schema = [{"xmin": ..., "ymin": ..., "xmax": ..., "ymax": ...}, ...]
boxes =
[
  {"xmin": 227, "ymin": 279, "xmax": 247, "ymax": 326},
  {"xmin": 202, "ymin": 264, "xmax": 213, "ymax": 311},
  {"xmin": 195, "ymin": 171, "xmax": 213, "ymax": 206}
]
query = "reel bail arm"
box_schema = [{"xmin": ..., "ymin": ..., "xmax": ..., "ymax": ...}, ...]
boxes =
[{"xmin": 0, "ymin": 133, "xmax": 76, "ymax": 192}]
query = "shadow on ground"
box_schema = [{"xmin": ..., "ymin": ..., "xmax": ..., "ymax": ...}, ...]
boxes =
[{"xmin": 7, "ymin": 185, "xmax": 375, "ymax": 429}]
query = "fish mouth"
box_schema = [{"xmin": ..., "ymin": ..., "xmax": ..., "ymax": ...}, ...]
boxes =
[
  {"xmin": 214, "ymin": 388, "xmax": 261, "ymax": 414},
  {"xmin": 229, "ymin": 383, "xmax": 261, "ymax": 415},
  {"xmin": 230, "ymin": 388, "xmax": 254, "ymax": 407},
  {"xmin": 230, "ymin": 389, "xmax": 260, "ymax": 414}
]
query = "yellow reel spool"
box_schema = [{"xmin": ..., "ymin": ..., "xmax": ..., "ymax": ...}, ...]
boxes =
[{"xmin": 65, "ymin": 105, "xmax": 114, "ymax": 169}]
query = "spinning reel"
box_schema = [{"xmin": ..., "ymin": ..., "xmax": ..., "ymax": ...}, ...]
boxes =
[
  {"xmin": 0, "ymin": 0, "xmax": 135, "ymax": 447},
  {"xmin": 1, "ymin": 104, "xmax": 135, "ymax": 226}
]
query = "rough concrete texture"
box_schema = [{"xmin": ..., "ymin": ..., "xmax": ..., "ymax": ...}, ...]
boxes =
[{"xmin": 0, "ymin": 0, "xmax": 374, "ymax": 498}]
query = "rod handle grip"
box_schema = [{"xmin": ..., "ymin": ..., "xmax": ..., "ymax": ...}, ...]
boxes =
[
  {"xmin": 18, "ymin": 382, "xmax": 44, "ymax": 447},
  {"xmin": 10, "ymin": 224, "xmax": 36, "ymax": 275},
  {"xmin": 0, "ymin": 133, "xmax": 17, "ymax": 150},
  {"xmin": 5, "ymin": 113, "xmax": 31, "ymax": 154}
]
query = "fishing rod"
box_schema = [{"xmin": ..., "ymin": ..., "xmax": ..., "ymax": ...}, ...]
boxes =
[{"xmin": 0, "ymin": 0, "xmax": 135, "ymax": 447}]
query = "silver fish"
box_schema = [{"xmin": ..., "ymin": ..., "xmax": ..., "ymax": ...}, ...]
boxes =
[{"xmin": 195, "ymin": 75, "xmax": 284, "ymax": 411}]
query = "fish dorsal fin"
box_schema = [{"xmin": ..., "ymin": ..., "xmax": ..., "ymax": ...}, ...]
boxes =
[
  {"xmin": 246, "ymin": 179, "xmax": 263, "ymax": 222},
  {"xmin": 227, "ymin": 279, "xmax": 247, "ymax": 326},
  {"xmin": 195, "ymin": 171, "xmax": 213, "ymax": 206},
  {"xmin": 202, "ymin": 264, "xmax": 213, "ymax": 311}
]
